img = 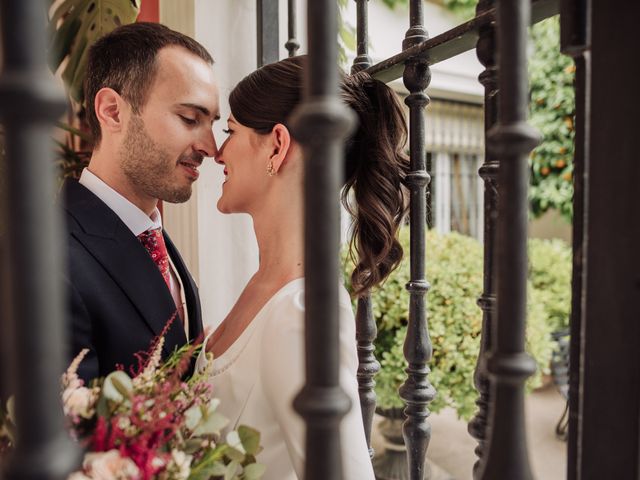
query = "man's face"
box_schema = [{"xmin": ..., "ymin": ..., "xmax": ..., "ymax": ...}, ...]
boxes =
[{"xmin": 120, "ymin": 46, "xmax": 220, "ymax": 204}]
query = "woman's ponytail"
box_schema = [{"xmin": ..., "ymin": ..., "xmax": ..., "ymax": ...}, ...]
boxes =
[{"xmin": 341, "ymin": 72, "xmax": 410, "ymax": 297}]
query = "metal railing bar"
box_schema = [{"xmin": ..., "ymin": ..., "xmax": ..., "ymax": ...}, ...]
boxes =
[{"xmin": 366, "ymin": 0, "xmax": 559, "ymax": 83}]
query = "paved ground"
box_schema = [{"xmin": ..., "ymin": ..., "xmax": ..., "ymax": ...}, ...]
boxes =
[{"xmin": 371, "ymin": 384, "xmax": 568, "ymax": 479}]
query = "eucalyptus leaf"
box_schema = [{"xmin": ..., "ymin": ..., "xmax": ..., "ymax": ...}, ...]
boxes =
[
  {"xmin": 242, "ymin": 463, "xmax": 266, "ymax": 480},
  {"xmin": 224, "ymin": 461, "xmax": 241, "ymax": 480},
  {"xmin": 187, "ymin": 460, "xmax": 227, "ymax": 480},
  {"xmin": 237, "ymin": 425, "xmax": 261, "ymax": 456},
  {"xmin": 192, "ymin": 400, "xmax": 227, "ymax": 436},
  {"xmin": 224, "ymin": 446, "xmax": 246, "ymax": 463}
]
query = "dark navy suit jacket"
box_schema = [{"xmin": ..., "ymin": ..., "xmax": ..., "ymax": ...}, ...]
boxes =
[{"xmin": 62, "ymin": 179, "xmax": 203, "ymax": 383}]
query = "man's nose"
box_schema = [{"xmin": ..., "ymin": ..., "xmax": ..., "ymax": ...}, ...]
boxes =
[{"xmin": 196, "ymin": 128, "xmax": 218, "ymax": 158}]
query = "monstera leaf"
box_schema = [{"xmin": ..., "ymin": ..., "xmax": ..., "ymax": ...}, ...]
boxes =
[{"xmin": 49, "ymin": 0, "xmax": 141, "ymax": 103}]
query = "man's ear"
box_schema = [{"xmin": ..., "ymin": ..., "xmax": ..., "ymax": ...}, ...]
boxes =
[
  {"xmin": 268, "ymin": 123, "xmax": 292, "ymax": 174},
  {"xmin": 94, "ymin": 88, "xmax": 125, "ymax": 135}
]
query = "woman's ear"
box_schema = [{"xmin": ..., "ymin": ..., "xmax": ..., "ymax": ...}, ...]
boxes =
[
  {"xmin": 268, "ymin": 123, "xmax": 291, "ymax": 174},
  {"xmin": 94, "ymin": 88, "xmax": 125, "ymax": 136}
]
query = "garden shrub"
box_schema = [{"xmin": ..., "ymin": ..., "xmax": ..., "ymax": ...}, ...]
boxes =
[{"xmin": 343, "ymin": 229, "xmax": 569, "ymax": 420}]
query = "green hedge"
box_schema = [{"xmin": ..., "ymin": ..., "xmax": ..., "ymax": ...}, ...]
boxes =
[{"xmin": 343, "ymin": 229, "xmax": 571, "ymax": 420}]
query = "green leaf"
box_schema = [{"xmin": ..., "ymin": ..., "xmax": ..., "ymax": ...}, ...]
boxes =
[
  {"xmin": 49, "ymin": 0, "xmax": 141, "ymax": 103},
  {"xmin": 242, "ymin": 463, "xmax": 266, "ymax": 480},
  {"xmin": 192, "ymin": 400, "xmax": 228, "ymax": 436},
  {"xmin": 224, "ymin": 460, "xmax": 241, "ymax": 480},
  {"xmin": 237, "ymin": 425, "xmax": 261, "ymax": 456},
  {"xmin": 56, "ymin": 121, "xmax": 92, "ymax": 142}
]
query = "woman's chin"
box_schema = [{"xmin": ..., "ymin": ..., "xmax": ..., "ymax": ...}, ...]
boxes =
[{"xmin": 216, "ymin": 198, "xmax": 231, "ymax": 214}]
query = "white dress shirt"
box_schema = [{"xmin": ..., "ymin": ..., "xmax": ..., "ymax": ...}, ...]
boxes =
[{"xmin": 79, "ymin": 168, "xmax": 190, "ymax": 338}]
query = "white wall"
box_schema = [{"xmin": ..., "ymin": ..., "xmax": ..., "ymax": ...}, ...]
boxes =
[
  {"xmin": 191, "ymin": 0, "xmax": 306, "ymax": 329},
  {"xmin": 344, "ymin": 1, "xmax": 483, "ymax": 102}
]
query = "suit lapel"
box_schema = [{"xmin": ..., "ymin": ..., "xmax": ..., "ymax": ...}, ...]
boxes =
[{"xmin": 63, "ymin": 180, "xmax": 187, "ymax": 355}]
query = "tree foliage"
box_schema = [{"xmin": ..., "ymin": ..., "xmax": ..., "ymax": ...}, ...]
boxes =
[{"xmin": 377, "ymin": 0, "xmax": 575, "ymax": 221}]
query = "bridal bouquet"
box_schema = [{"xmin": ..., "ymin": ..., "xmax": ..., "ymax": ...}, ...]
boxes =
[{"xmin": 0, "ymin": 333, "xmax": 264, "ymax": 480}]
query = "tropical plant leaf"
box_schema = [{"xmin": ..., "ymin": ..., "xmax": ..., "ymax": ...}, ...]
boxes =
[
  {"xmin": 49, "ymin": 0, "xmax": 141, "ymax": 103},
  {"xmin": 56, "ymin": 121, "xmax": 92, "ymax": 142}
]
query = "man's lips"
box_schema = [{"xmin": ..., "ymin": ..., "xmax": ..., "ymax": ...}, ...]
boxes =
[{"xmin": 179, "ymin": 160, "xmax": 200, "ymax": 179}]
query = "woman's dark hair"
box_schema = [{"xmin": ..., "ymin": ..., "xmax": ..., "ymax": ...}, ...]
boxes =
[{"xmin": 230, "ymin": 56, "xmax": 410, "ymax": 296}]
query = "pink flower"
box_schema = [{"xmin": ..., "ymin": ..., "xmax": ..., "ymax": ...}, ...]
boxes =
[
  {"xmin": 82, "ymin": 450, "xmax": 140, "ymax": 479},
  {"xmin": 63, "ymin": 386, "xmax": 96, "ymax": 418}
]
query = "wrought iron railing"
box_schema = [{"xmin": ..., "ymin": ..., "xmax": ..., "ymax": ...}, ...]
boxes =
[
  {"xmin": 0, "ymin": 2, "xmax": 80, "ymax": 479},
  {"xmin": 5, "ymin": 0, "xmax": 640, "ymax": 479}
]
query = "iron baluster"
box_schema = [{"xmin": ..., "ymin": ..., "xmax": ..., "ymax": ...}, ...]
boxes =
[
  {"xmin": 351, "ymin": 0, "xmax": 372, "ymax": 74},
  {"xmin": 478, "ymin": 0, "xmax": 540, "ymax": 477},
  {"xmin": 467, "ymin": 0, "xmax": 498, "ymax": 476},
  {"xmin": 285, "ymin": 0, "xmax": 300, "ymax": 57},
  {"xmin": 350, "ymin": 0, "xmax": 378, "ymax": 460},
  {"xmin": 290, "ymin": 1, "xmax": 356, "ymax": 479},
  {"xmin": 399, "ymin": 1, "xmax": 436, "ymax": 478},
  {"xmin": 355, "ymin": 295, "xmax": 379, "ymax": 458},
  {"xmin": 559, "ymin": 0, "xmax": 589, "ymax": 477},
  {"xmin": 257, "ymin": 0, "xmax": 279, "ymax": 67},
  {"xmin": 0, "ymin": 1, "xmax": 80, "ymax": 478}
]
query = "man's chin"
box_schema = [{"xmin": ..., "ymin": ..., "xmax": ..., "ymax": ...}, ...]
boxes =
[{"xmin": 160, "ymin": 186, "xmax": 193, "ymax": 204}]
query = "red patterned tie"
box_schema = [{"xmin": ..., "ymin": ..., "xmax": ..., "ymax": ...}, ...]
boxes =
[{"xmin": 137, "ymin": 228, "xmax": 171, "ymax": 290}]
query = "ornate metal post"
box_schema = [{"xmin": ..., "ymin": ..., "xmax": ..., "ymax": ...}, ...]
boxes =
[
  {"xmin": 399, "ymin": 1, "xmax": 436, "ymax": 478},
  {"xmin": 478, "ymin": 0, "xmax": 540, "ymax": 477},
  {"xmin": 559, "ymin": 1, "xmax": 589, "ymax": 477},
  {"xmin": 290, "ymin": 1, "xmax": 356, "ymax": 478},
  {"xmin": 355, "ymin": 296, "xmax": 379, "ymax": 458},
  {"xmin": 350, "ymin": 0, "xmax": 379, "ymax": 460},
  {"xmin": 467, "ymin": 0, "xmax": 498, "ymax": 476},
  {"xmin": 285, "ymin": 0, "xmax": 300, "ymax": 57},
  {"xmin": 351, "ymin": 0, "xmax": 372, "ymax": 74},
  {"xmin": 0, "ymin": 1, "xmax": 79, "ymax": 478},
  {"xmin": 256, "ymin": 0, "xmax": 279, "ymax": 67}
]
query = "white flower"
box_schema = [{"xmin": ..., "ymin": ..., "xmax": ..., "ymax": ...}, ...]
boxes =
[
  {"xmin": 62, "ymin": 386, "xmax": 96, "ymax": 418},
  {"xmin": 82, "ymin": 450, "xmax": 140, "ymax": 480},
  {"xmin": 169, "ymin": 449, "xmax": 192, "ymax": 480}
]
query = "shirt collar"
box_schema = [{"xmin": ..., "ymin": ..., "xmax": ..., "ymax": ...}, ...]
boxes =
[{"xmin": 79, "ymin": 168, "xmax": 162, "ymax": 236}]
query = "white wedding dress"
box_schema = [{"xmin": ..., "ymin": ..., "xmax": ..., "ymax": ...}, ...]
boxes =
[{"xmin": 210, "ymin": 278, "xmax": 375, "ymax": 480}]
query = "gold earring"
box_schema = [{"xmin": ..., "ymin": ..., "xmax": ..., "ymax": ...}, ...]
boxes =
[{"xmin": 267, "ymin": 161, "xmax": 277, "ymax": 177}]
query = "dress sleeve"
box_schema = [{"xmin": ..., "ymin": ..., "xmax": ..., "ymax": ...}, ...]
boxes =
[{"xmin": 260, "ymin": 290, "xmax": 375, "ymax": 479}]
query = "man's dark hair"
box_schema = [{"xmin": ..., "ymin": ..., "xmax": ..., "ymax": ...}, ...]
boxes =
[{"xmin": 84, "ymin": 22, "xmax": 214, "ymax": 145}]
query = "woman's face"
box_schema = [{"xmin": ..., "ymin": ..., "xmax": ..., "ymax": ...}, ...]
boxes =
[{"xmin": 215, "ymin": 114, "xmax": 271, "ymax": 214}]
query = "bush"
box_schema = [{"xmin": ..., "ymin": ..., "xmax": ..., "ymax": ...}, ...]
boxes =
[
  {"xmin": 343, "ymin": 229, "xmax": 568, "ymax": 420},
  {"xmin": 528, "ymin": 238, "xmax": 572, "ymax": 332}
]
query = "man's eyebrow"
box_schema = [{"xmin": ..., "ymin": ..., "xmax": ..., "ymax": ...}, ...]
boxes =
[{"xmin": 179, "ymin": 103, "xmax": 220, "ymax": 120}]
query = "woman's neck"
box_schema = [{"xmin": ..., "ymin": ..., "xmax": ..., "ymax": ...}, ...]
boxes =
[{"xmin": 251, "ymin": 195, "xmax": 304, "ymax": 284}]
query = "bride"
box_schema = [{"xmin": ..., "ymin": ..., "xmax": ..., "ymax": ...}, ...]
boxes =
[{"xmin": 207, "ymin": 55, "xmax": 409, "ymax": 479}]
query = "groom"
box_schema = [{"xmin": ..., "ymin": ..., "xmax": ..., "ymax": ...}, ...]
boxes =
[{"xmin": 62, "ymin": 23, "xmax": 219, "ymax": 382}]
